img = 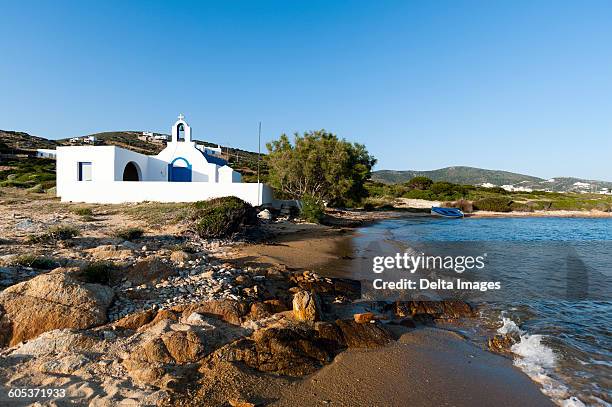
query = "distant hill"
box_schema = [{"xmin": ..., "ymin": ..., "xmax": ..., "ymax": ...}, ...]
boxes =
[
  {"xmin": 372, "ymin": 166, "xmax": 612, "ymax": 193},
  {"xmin": 58, "ymin": 131, "xmax": 165, "ymax": 155},
  {"xmin": 0, "ymin": 130, "xmax": 58, "ymax": 153},
  {"xmin": 372, "ymin": 166, "xmax": 543, "ymax": 185}
]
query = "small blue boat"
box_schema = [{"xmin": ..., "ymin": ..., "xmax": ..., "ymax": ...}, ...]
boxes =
[{"xmin": 431, "ymin": 207, "xmax": 464, "ymax": 218}]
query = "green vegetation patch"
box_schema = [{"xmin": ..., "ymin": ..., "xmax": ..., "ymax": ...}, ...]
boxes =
[
  {"xmin": 27, "ymin": 225, "xmax": 80, "ymax": 243},
  {"xmin": 79, "ymin": 261, "xmax": 117, "ymax": 285},
  {"xmin": 123, "ymin": 202, "xmax": 191, "ymax": 225},
  {"xmin": 265, "ymin": 130, "xmax": 376, "ymax": 206},
  {"xmin": 112, "ymin": 227, "xmax": 145, "ymax": 241},
  {"xmin": 366, "ymin": 176, "xmax": 612, "ymax": 212},
  {"xmin": 473, "ymin": 197, "xmax": 513, "ymax": 212},
  {"xmin": 191, "ymin": 196, "xmax": 257, "ymax": 238},
  {"xmin": 8, "ymin": 254, "xmax": 58, "ymax": 269},
  {"xmin": 300, "ymin": 194, "xmax": 325, "ymax": 223},
  {"xmin": 0, "ymin": 158, "xmax": 56, "ymax": 189},
  {"xmin": 73, "ymin": 207, "xmax": 93, "ymax": 216}
]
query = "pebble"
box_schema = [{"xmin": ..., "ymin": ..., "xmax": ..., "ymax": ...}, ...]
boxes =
[{"xmin": 102, "ymin": 240, "xmax": 264, "ymax": 321}]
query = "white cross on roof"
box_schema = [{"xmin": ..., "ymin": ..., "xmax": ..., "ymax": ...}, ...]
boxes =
[{"xmin": 178, "ymin": 113, "xmax": 185, "ymax": 121}]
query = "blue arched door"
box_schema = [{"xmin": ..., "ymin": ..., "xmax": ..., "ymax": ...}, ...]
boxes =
[{"xmin": 168, "ymin": 157, "xmax": 192, "ymax": 182}]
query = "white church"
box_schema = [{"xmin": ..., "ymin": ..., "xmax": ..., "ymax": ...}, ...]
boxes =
[{"xmin": 56, "ymin": 115, "xmax": 272, "ymax": 206}]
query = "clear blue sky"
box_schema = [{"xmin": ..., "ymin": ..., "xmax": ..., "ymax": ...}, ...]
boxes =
[{"xmin": 1, "ymin": 1, "xmax": 611, "ymax": 180}]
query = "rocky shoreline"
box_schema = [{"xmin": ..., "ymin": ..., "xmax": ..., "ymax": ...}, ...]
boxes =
[
  {"xmin": 0, "ymin": 195, "xmax": 555, "ymax": 406},
  {"xmin": 0, "ymin": 239, "xmax": 476, "ymax": 406}
]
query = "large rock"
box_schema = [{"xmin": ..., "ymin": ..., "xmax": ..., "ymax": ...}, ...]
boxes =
[
  {"xmin": 114, "ymin": 309, "xmax": 156, "ymax": 330},
  {"xmin": 125, "ymin": 256, "xmax": 177, "ymax": 286},
  {"xmin": 176, "ymin": 299, "xmax": 248, "ymax": 326},
  {"xmin": 209, "ymin": 324, "xmax": 341, "ymax": 376},
  {"xmin": 247, "ymin": 299, "xmax": 289, "ymax": 321},
  {"xmin": 292, "ymin": 291, "xmax": 321, "ymax": 322},
  {"xmin": 257, "ymin": 209, "xmax": 273, "ymax": 220},
  {"xmin": 353, "ymin": 312, "xmax": 377, "ymax": 324},
  {"xmin": 290, "ymin": 273, "xmax": 361, "ymax": 300},
  {"xmin": 87, "ymin": 244, "xmax": 133, "ymax": 261},
  {"xmin": 162, "ymin": 330, "xmax": 206, "ymax": 363},
  {"xmin": 335, "ymin": 320, "xmax": 393, "ymax": 348},
  {"xmin": 122, "ymin": 317, "xmax": 244, "ymax": 389},
  {"xmin": 394, "ymin": 300, "xmax": 474, "ymax": 320},
  {"xmin": 11, "ymin": 329, "xmax": 102, "ymax": 356},
  {"xmin": 123, "ymin": 329, "xmax": 198, "ymax": 389},
  {"xmin": 170, "ymin": 250, "xmax": 192, "ymax": 264},
  {"xmin": 0, "ymin": 271, "xmax": 114, "ymax": 346}
]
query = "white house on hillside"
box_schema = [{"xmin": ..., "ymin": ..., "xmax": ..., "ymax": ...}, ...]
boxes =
[
  {"xmin": 36, "ymin": 149, "xmax": 57, "ymax": 159},
  {"xmin": 56, "ymin": 115, "xmax": 272, "ymax": 206}
]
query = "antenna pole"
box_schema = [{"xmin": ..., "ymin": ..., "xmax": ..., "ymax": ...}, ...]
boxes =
[
  {"xmin": 257, "ymin": 121, "xmax": 261, "ymax": 205},
  {"xmin": 257, "ymin": 122, "xmax": 261, "ymax": 184}
]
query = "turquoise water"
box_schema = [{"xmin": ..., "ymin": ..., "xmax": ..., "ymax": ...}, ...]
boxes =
[{"xmin": 355, "ymin": 217, "xmax": 611, "ymax": 406}]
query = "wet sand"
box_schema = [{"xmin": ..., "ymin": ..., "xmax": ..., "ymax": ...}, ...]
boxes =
[
  {"xmin": 236, "ymin": 219, "xmax": 556, "ymax": 407},
  {"xmin": 236, "ymin": 222, "xmax": 357, "ymax": 273},
  {"xmin": 273, "ymin": 328, "xmax": 554, "ymax": 407}
]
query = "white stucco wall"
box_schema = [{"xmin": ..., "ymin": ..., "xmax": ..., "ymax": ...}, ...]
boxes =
[
  {"xmin": 113, "ymin": 148, "xmax": 149, "ymax": 181},
  {"xmin": 56, "ymin": 146, "xmax": 116, "ymax": 197},
  {"xmin": 55, "ymin": 116, "xmax": 271, "ymax": 205},
  {"xmin": 218, "ymin": 165, "xmax": 241, "ymax": 183},
  {"xmin": 58, "ymin": 181, "xmax": 272, "ymax": 206},
  {"xmin": 156, "ymin": 140, "xmax": 219, "ymax": 182}
]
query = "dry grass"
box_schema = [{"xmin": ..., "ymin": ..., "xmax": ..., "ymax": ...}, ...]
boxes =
[{"xmin": 121, "ymin": 202, "xmax": 191, "ymax": 226}]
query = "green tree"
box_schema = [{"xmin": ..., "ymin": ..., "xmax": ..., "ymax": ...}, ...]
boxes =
[
  {"xmin": 265, "ymin": 130, "xmax": 376, "ymax": 206},
  {"xmin": 406, "ymin": 176, "xmax": 433, "ymax": 190}
]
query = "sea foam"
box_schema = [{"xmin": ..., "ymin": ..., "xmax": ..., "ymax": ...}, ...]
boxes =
[{"xmin": 497, "ymin": 315, "xmax": 587, "ymax": 407}]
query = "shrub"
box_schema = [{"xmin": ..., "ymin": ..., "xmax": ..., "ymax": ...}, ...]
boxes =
[
  {"xmin": 9, "ymin": 254, "xmax": 58, "ymax": 269},
  {"xmin": 27, "ymin": 183, "xmax": 45, "ymax": 193},
  {"xmin": 487, "ymin": 186, "xmax": 509, "ymax": 194},
  {"xmin": 510, "ymin": 202, "xmax": 534, "ymax": 212},
  {"xmin": 442, "ymin": 199, "xmax": 473, "ymax": 213},
  {"xmin": 363, "ymin": 202, "xmax": 375, "ymax": 211},
  {"xmin": 473, "ymin": 197, "xmax": 513, "ymax": 212},
  {"xmin": 191, "ymin": 196, "xmax": 257, "ymax": 238},
  {"xmin": 403, "ymin": 189, "xmax": 436, "ymax": 200},
  {"xmin": 73, "ymin": 207, "xmax": 93, "ymax": 216},
  {"xmin": 80, "ymin": 261, "xmax": 116, "ymax": 285},
  {"xmin": 113, "ymin": 227, "xmax": 144, "ymax": 241},
  {"xmin": 300, "ymin": 194, "xmax": 325, "ymax": 223},
  {"xmin": 406, "ymin": 176, "xmax": 433, "ymax": 190},
  {"xmin": 430, "ymin": 182, "xmax": 473, "ymax": 200},
  {"xmin": 169, "ymin": 242, "xmax": 197, "ymax": 253},
  {"xmin": 28, "ymin": 225, "xmax": 80, "ymax": 243},
  {"xmin": 48, "ymin": 225, "xmax": 80, "ymax": 240}
]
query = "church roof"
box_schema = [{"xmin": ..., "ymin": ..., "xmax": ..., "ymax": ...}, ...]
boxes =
[{"xmin": 201, "ymin": 151, "xmax": 227, "ymax": 166}]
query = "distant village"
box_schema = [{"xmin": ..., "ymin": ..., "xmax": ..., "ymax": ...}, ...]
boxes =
[
  {"xmin": 35, "ymin": 131, "xmax": 223, "ymax": 161},
  {"xmin": 478, "ymin": 181, "xmax": 612, "ymax": 195}
]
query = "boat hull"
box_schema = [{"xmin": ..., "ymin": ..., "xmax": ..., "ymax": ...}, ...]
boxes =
[{"xmin": 431, "ymin": 207, "xmax": 464, "ymax": 218}]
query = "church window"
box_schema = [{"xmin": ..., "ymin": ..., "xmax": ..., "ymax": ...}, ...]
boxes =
[{"xmin": 78, "ymin": 162, "xmax": 92, "ymax": 181}]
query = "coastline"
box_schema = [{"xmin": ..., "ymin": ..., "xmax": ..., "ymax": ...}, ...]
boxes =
[
  {"xmin": 273, "ymin": 328, "xmax": 554, "ymax": 406},
  {"xmin": 467, "ymin": 209, "xmax": 612, "ymax": 218},
  {"xmin": 234, "ymin": 218, "xmax": 556, "ymax": 406},
  {"xmin": 0, "ymin": 198, "xmax": 603, "ymax": 406}
]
